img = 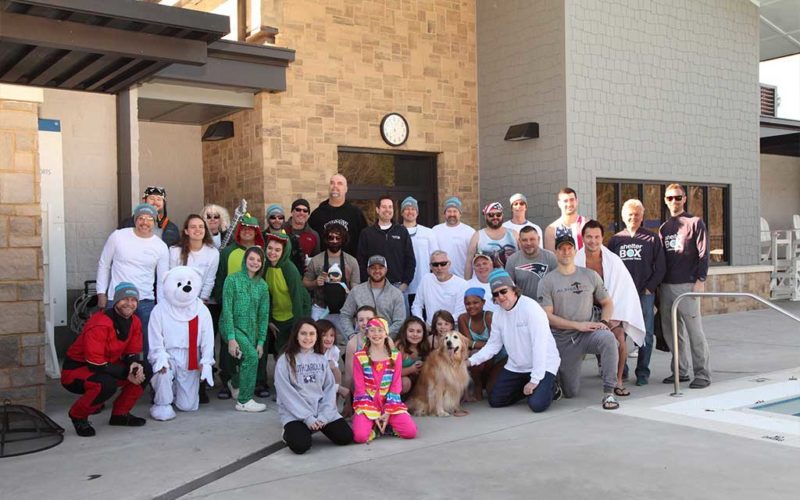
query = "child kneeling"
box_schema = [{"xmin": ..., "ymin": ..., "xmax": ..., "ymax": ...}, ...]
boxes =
[
  {"xmin": 275, "ymin": 319, "xmax": 353, "ymax": 454},
  {"xmin": 352, "ymin": 318, "xmax": 417, "ymax": 443}
]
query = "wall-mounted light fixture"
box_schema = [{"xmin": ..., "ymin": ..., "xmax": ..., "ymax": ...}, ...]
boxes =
[
  {"xmin": 202, "ymin": 120, "xmax": 234, "ymax": 141},
  {"xmin": 504, "ymin": 122, "xmax": 539, "ymax": 141}
]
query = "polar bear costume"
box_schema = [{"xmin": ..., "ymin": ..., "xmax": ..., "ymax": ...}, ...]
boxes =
[{"xmin": 149, "ymin": 266, "xmax": 215, "ymax": 421}]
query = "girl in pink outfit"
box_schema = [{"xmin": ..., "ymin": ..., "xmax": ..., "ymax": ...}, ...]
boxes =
[{"xmin": 352, "ymin": 317, "xmax": 417, "ymax": 443}]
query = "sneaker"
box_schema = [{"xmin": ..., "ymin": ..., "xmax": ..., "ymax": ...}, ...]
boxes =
[
  {"xmin": 255, "ymin": 385, "xmax": 271, "ymax": 398},
  {"xmin": 628, "ymin": 349, "xmax": 639, "ymax": 358},
  {"xmin": 109, "ymin": 413, "xmax": 147, "ymax": 427},
  {"xmin": 235, "ymin": 399, "xmax": 267, "ymax": 412},
  {"xmin": 553, "ymin": 382, "xmax": 563, "ymax": 401},
  {"xmin": 689, "ymin": 379, "xmax": 710, "ymax": 389},
  {"xmin": 70, "ymin": 417, "xmax": 96, "ymax": 437},
  {"xmin": 217, "ymin": 387, "xmax": 232, "ymax": 400},
  {"xmin": 662, "ymin": 374, "xmax": 690, "ymax": 384},
  {"xmin": 227, "ymin": 381, "xmax": 240, "ymax": 401}
]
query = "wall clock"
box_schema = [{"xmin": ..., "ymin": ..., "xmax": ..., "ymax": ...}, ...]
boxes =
[{"xmin": 380, "ymin": 113, "xmax": 409, "ymax": 146}]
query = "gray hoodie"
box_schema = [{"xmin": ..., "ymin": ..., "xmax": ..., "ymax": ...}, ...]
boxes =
[
  {"xmin": 338, "ymin": 281, "xmax": 407, "ymax": 338},
  {"xmin": 275, "ymin": 351, "xmax": 341, "ymax": 427}
]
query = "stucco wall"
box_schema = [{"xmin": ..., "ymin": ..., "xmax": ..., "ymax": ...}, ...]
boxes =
[
  {"xmin": 139, "ymin": 121, "xmax": 204, "ymax": 228},
  {"xmin": 40, "ymin": 89, "xmax": 117, "ymax": 290},
  {"xmin": 566, "ymin": 0, "xmax": 760, "ymax": 264},
  {"xmin": 477, "ymin": 0, "xmax": 567, "ymax": 226},
  {"xmin": 760, "ymin": 153, "xmax": 800, "ymax": 230}
]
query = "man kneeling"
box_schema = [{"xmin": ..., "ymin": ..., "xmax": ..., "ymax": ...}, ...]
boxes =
[
  {"xmin": 468, "ymin": 269, "xmax": 560, "ymax": 412},
  {"xmin": 538, "ymin": 235, "xmax": 621, "ymax": 410},
  {"xmin": 61, "ymin": 282, "xmax": 148, "ymax": 436}
]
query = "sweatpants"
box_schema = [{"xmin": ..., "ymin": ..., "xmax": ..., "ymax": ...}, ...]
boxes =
[
  {"xmin": 554, "ymin": 329, "xmax": 619, "ymax": 397},
  {"xmin": 660, "ymin": 283, "xmax": 711, "ymax": 382},
  {"xmin": 61, "ymin": 364, "xmax": 144, "ymax": 420},
  {"xmin": 282, "ymin": 418, "xmax": 353, "ymax": 454},
  {"xmin": 150, "ymin": 348, "xmax": 200, "ymax": 420},
  {"xmin": 489, "ymin": 369, "xmax": 557, "ymax": 413},
  {"xmin": 230, "ymin": 331, "xmax": 259, "ymax": 404},
  {"xmin": 352, "ymin": 412, "xmax": 417, "ymax": 443}
]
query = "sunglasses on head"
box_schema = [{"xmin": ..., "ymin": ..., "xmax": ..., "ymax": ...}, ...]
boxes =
[
  {"xmin": 430, "ymin": 261, "xmax": 449, "ymax": 267},
  {"xmin": 665, "ymin": 195, "xmax": 684, "ymax": 202},
  {"xmin": 206, "ymin": 214, "xmax": 220, "ymax": 220},
  {"xmin": 293, "ymin": 207, "xmax": 309, "ymax": 213},
  {"xmin": 492, "ymin": 288, "xmax": 510, "ymax": 298}
]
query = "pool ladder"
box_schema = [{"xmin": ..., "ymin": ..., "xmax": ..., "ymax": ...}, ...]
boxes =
[{"xmin": 670, "ymin": 292, "xmax": 800, "ymax": 396}]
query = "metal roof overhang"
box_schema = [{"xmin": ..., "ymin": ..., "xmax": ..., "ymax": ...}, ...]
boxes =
[
  {"xmin": 761, "ymin": 116, "xmax": 800, "ymax": 156},
  {"xmin": 0, "ymin": 0, "xmax": 229, "ymax": 93}
]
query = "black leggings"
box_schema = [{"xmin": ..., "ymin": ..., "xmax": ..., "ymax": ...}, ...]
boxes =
[{"xmin": 283, "ymin": 418, "xmax": 353, "ymax": 454}]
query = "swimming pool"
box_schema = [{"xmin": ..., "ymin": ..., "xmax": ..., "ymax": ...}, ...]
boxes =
[{"xmin": 753, "ymin": 396, "xmax": 800, "ymax": 417}]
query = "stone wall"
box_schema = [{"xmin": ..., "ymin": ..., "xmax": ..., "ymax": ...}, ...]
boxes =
[
  {"xmin": 204, "ymin": 0, "xmax": 480, "ymax": 226},
  {"xmin": 702, "ymin": 268, "xmax": 771, "ymax": 315},
  {"xmin": 0, "ymin": 97, "xmax": 46, "ymax": 410}
]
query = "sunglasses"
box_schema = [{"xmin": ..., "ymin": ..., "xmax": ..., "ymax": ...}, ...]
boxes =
[
  {"xmin": 206, "ymin": 214, "xmax": 220, "ymax": 220},
  {"xmin": 430, "ymin": 261, "xmax": 449, "ymax": 267},
  {"xmin": 665, "ymin": 195, "xmax": 684, "ymax": 202},
  {"xmin": 269, "ymin": 215, "xmax": 285, "ymax": 220},
  {"xmin": 486, "ymin": 212, "xmax": 503, "ymax": 218},
  {"xmin": 492, "ymin": 288, "xmax": 510, "ymax": 298},
  {"xmin": 293, "ymin": 207, "xmax": 309, "ymax": 213},
  {"xmin": 327, "ymin": 235, "xmax": 342, "ymax": 242}
]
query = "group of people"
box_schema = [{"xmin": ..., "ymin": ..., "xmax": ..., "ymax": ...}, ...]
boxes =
[{"xmin": 61, "ymin": 177, "xmax": 711, "ymax": 454}]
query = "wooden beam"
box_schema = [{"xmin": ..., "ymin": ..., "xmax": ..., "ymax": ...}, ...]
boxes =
[
  {"xmin": 58, "ymin": 54, "xmax": 116, "ymax": 88},
  {"xmin": 28, "ymin": 51, "xmax": 84, "ymax": 86},
  {"xmin": 0, "ymin": 12, "xmax": 208, "ymax": 65}
]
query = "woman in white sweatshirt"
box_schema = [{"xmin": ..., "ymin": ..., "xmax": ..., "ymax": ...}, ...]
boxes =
[{"xmin": 275, "ymin": 319, "xmax": 353, "ymax": 454}]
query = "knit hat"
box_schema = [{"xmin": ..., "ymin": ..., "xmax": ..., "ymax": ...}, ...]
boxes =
[
  {"xmin": 482, "ymin": 201, "xmax": 503, "ymax": 215},
  {"xmin": 555, "ymin": 234, "xmax": 576, "ymax": 249},
  {"xmin": 291, "ymin": 198, "xmax": 310, "ymax": 211},
  {"xmin": 488, "ymin": 269, "xmax": 515, "ymax": 292},
  {"xmin": 266, "ymin": 204, "xmax": 285, "ymax": 217},
  {"xmin": 133, "ymin": 203, "xmax": 158, "ymax": 220},
  {"xmin": 113, "ymin": 282, "xmax": 139, "ymax": 303},
  {"xmin": 401, "ymin": 196, "xmax": 419, "ymax": 211},
  {"xmin": 464, "ymin": 287, "xmax": 486, "ymax": 300},
  {"xmin": 510, "ymin": 193, "xmax": 527, "ymax": 205},
  {"xmin": 443, "ymin": 196, "xmax": 463, "ymax": 213},
  {"xmin": 367, "ymin": 255, "xmax": 387, "ymax": 268}
]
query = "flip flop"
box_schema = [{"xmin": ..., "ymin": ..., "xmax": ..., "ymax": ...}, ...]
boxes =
[
  {"xmin": 602, "ymin": 394, "xmax": 620, "ymax": 410},
  {"xmin": 614, "ymin": 386, "xmax": 631, "ymax": 397}
]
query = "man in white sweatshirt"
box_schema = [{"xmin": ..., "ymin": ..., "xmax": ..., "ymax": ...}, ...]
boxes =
[
  {"xmin": 411, "ymin": 250, "xmax": 467, "ymax": 324},
  {"xmin": 468, "ymin": 269, "xmax": 561, "ymax": 412},
  {"xmin": 96, "ymin": 203, "xmax": 170, "ymax": 369}
]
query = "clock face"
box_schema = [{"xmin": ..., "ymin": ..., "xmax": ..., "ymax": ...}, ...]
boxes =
[{"xmin": 380, "ymin": 113, "xmax": 409, "ymax": 146}]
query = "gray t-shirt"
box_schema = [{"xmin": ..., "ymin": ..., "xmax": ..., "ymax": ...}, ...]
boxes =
[
  {"xmin": 505, "ymin": 248, "xmax": 558, "ymax": 300},
  {"xmin": 538, "ymin": 267, "xmax": 609, "ymax": 337}
]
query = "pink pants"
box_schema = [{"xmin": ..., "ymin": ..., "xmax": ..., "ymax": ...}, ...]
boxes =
[{"xmin": 352, "ymin": 413, "xmax": 417, "ymax": 443}]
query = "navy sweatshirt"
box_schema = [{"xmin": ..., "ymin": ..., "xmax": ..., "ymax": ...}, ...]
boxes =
[
  {"xmin": 608, "ymin": 228, "xmax": 666, "ymax": 294},
  {"xmin": 356, "ymin": 222, "xmax": 416, "ymax": 285},
  {"xmin": 658, "ymin": 212, "xmax": 708, "ymax": 284}
]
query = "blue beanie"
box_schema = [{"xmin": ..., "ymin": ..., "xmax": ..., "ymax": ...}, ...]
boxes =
[
  {"xmin": 443, "ymin": 196, "xmax": 463, "ymax": 213},
  {"xmin": 266, "ymin": 204, "xmax": 285, "ymax": 217},
  {"xmin": 401, "ymin": 196, "xmax": 419, "ymax": 211},
  {"xmin": 133, "ymin": 203, "xmax": 158, "ymax": 220},
  {"xmin": 464, "ymin": 287, "xmax": 486, "ymax": 299},
  {"xmin": 488, "ymin": 269, "xmax": 515, "ymax": 291},
  {"xmin": 113, "ymin": 282, "xmax": 139, "ymax": 302}
]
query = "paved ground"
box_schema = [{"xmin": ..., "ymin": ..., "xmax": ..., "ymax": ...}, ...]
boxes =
[{"xmin": 3, "ymin": 301, "xmax": 800, "ymax": 499}]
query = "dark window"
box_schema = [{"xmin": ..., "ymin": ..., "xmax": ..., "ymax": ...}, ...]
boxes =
[
  {"xmin": 596, "ymin": 180, "xmax": 730, "ymax": 265},
  {"xmin": 338, "ymin": 148, "xmax": 438, "ymax": 227}
]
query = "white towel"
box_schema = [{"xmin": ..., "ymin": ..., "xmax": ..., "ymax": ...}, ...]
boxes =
[{"xmin": 575, "ymin": 246, "xmax": 646, "ymax": 347}]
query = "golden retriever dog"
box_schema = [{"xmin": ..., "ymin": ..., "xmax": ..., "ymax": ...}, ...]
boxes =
[{"xmin": 407, "ymin": 331, "xmax": 470, "ymax": 417}]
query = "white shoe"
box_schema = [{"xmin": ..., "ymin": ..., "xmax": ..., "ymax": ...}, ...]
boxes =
[
  {"xmin": 227, "ymin": 381, "xmax": 240, "ymax": 401},
  {"xmin": 235, "ymin": 399, "xmax": 266, "ymax": 412},
  {"xmin": 629, "ymin": 349, "xmax": 639, "ymax": 358},
  {"xmin": 149, "ymin": 404, "xmax": 176, "ymax": 421}
]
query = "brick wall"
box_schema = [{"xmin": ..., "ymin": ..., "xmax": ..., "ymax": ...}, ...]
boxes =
[
  {"xmin": 0, "ymin": 98, "xmax": 46, "ymax": 410},
  {"xmin": 203, "ymin": 0, "xmax": 480, "ymax": 226}
]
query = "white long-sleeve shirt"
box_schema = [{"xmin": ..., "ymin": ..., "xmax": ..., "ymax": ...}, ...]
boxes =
[
  {"xmin": 411, "ymin": 273, "xmax": 467, "ymax": 323},
  {"xmin": 169, "ymin": 245, "xmax": 220, "ymax": 301},
  {"xmin": 96, "ymin": 228, "xmax": 169, "ymax": 302},
  {"xmin": 468, "ymin": 295, "xmax": 560, "ymax": 384}
]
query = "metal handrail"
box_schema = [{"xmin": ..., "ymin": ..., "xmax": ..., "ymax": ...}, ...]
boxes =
[{"xmin": 670, "ymin": 292, "xmax": 800, "ymax": 396}]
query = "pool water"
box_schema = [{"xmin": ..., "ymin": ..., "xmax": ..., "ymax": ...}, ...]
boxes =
[{"xmin": 752, "ymin": 396, "xmax": 800, "ymax": 417}]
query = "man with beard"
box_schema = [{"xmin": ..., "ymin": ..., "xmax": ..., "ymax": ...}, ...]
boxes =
[
  {"xmin": 432, "ymin": 197, "xmax": 475, "ymax": 279},
  {"xmin": 339, "ymin": 255, "xmax": 407, "ymax": 339},
  {"xmin": 544, "ymin": 187, "xmax": 587, "ymax": 252},
  {"xmin": 505, "ymin": 225, "xmax": 557, "ymax": 300},
  {"xmin": 304, "ymin": 223, "xmax": 361, "ymax": 347},
  {"xmin": 465, "ymin": 202, "xmax": 519, "ymax": 279},
  {"xmin": 309, "ymin": 174, "xmax": 367, "ymax": 256},
  {"xmin": 285, "ymin": 198, "xmax": 321, "ymax": 259}
]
